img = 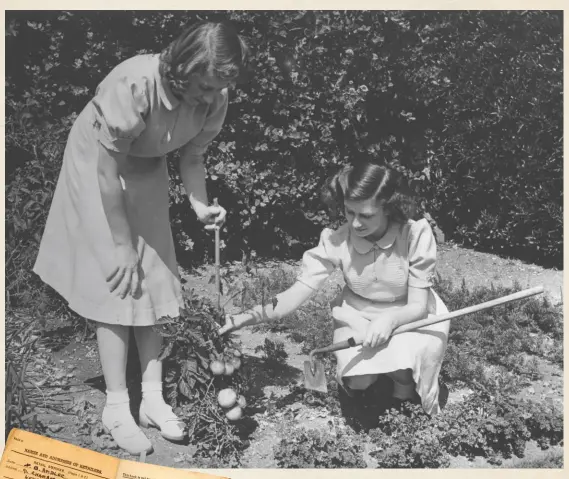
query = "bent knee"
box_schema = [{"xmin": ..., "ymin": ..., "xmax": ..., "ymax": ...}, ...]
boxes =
[
  {"xmin": 344, "ymin": 374, "xmax": 378, "ymax": 390},
  {"xmin": 388, "ymin": 368, "xmax": 414, "ymax": 384}
]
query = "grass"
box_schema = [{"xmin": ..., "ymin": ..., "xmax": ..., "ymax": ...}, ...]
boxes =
[{"xmin": 507, "ymin": 450, "xmax": 564, "ymax": 468}]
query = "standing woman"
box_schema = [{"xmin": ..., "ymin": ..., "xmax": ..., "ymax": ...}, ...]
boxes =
[{"xmin": 33, "ymin": 20, "xmax": 250, "ymax": 455}]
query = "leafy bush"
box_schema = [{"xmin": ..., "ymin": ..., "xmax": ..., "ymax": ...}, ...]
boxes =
[
  {"xmin": 414, "ymin": 11, "xmax": 563, "ymax": 268},
  {"xmin": 274, "ymin": 383, "xmax": 563, "ymax": 468},
  {"xmin": 5, "ymin": 108, "xmax": 77, "ymax": 310},
  {"xmin": 524, "ymin": 400, "xmax": 564, "ymax": 450},
  {"xmin": 366, "ymin": 389, "xmax": 562, "ymax": 467},
  {"xmin": 274, "ymin": 427, "xmax": 367, "ymax": 468},
  {"xmin": 254, "ymin": 338, "xmax": 289, "ymax": 365},
  {"xmin": 153, "ymin": 292, "xmax": 254, "ymax": 465},
  {"xmin": 368, "ymin": 409, "xmax": 451, "ymax": 468},
  {"xmin": 439, "ymin": 392, "xmax": 531, "ymax": 462}
]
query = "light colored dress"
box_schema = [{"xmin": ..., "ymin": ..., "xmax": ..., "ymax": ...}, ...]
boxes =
[
  {"xmin": 33, "ymin": 54, "xmax": 228, "ymax": 326},
  {"xmin": 297, "ymin": 218, "xmax": 450, "ymax": 415}
]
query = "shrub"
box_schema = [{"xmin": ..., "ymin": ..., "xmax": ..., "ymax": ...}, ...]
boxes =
[
  {"xmin": 274, "ymin": 427, "xmax": 367, "ymax": 468},
  {"xmin": 254, "ymin": 338, "xmax": 289, "ymax": 365},
  {"xmin": 524, "ymin": 400, "xmax": 564, "ymax": 450},
  {"xmin": 153, "ymin": 291, "xmax": 254, "ymax": 465},
  {"xmin": 282, "ymin": 383, "xmax": 563, "ymax": 468},
  {"xmin": 366, "ymin": 389, "xmax": 562, "ymax": 467},
  {"xmin": 415, "ymin": 11, "xmax": 563, "ymax": 268},
  {"xmin": 5, "ymin": 107, "xmax": 76, "ymax": 310},
  {"xmin": 369, "ymin": 408, "xmax": 451, "ymax": 468}
]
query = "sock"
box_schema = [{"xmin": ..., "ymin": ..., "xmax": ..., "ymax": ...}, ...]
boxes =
[
  {"xmin": 103, "ymin": 389, "xmax": 133, "ymax": 427},
  {"xmin": 102, "ymin": 389, "xmax": 150, "ymax": 448},
  {"xmin": 392, "ymin": 381, "xmax": 415, "ymax": 400},
  {"xmin": 105, "ymin": 389, "xmax": 130, "ymax": 408},
  {"xmin": 141, "ymin": 381, "xmax": 182, "ymax": 435},
  {"xmin": 141, "ymin": 381, "xmax": 165, "ymax": 403}
]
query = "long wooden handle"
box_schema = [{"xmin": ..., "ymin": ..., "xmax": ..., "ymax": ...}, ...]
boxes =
[
  {"xmin": 322, "ymin": 285, "xmax": 544, "ymax": 354},
  {"xmin": 393, "ymin": 285, "xmax": 544, "ymax": 335},
  {"xmin": 213, "ymin": 198, "xmax": 221, "ymax": 310},
  {"xmin": 310, "ymin": 337, "xmax": 359, "ymax": 357}
]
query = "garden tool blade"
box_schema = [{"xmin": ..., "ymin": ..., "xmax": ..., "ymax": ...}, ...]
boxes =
[
  {"xmin": 302, "ymin": 338, "xmax": 361, "ymax": 394},
  {"xmin": 303, "ymin": 359, "xmax": 327, "ymax": 393}
]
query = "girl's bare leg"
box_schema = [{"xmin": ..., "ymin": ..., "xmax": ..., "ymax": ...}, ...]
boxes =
[
  {"xmin": 134, "ymin": 326, "xmax": 185, "ymax": 441},
  {"xmin": 388, "ymin": 368, "xmax": 415, "ymax": 400},
  {"xmin": 96, "ymin": 323, "xmax": 152, "ymax": 455}
]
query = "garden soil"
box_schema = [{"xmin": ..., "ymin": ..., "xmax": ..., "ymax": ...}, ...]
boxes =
[{"xmin": 20, "ymin": 242, "xmax": 563, "ymax": 469}]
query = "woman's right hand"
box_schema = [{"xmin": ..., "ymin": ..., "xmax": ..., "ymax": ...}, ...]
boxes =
[{"xmin": 106, "ymin": 244, "xmax": 141, "ymax": 299}]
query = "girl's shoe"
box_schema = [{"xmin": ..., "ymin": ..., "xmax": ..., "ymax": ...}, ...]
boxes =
[
  {"xmin": 138, "ymin": 399, "xmax": 186, "ymax": 442},
  {"xmin": 101, "ymin": 406, "xmax": 153, "ymax": 455}
]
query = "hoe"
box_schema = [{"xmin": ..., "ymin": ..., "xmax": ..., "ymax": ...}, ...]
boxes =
[{"xmin": 304, "ymin": 286, "xmax": 545, "ymax": 393}]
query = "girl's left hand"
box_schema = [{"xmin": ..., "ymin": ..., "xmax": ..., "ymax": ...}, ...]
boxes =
[
  {"xmin": 218, "ymin": 312, "xmax": 257, "ymax": 336},
  {"xmin": 363, "ymin": 317, "xmax": 396, "ymax": 348}
]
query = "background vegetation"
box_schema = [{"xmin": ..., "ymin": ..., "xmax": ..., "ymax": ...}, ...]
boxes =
[{"xmin": 5, "ymin": 10, "xmax": 562, "ymax": 311}]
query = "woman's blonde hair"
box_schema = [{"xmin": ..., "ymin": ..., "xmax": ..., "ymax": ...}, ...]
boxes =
[
  {"xmin": 321, "ymin": 162, "xmax": 417, "ymax": 222},
  {"xmin": 159, "ymin": 20, "xmax": 251, "ymax": 96}
]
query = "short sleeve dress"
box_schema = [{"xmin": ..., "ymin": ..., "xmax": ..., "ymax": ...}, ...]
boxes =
[
  {"xmin": 297, "ymin": 219, "xmax": 450, "ymax": 415},
  {"xmin": 33, "ymin": 54, "xmax": 228, "ymax": 327}
]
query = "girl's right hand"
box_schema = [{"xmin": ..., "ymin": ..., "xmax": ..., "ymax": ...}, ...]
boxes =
[
  {"xmin": 218, "ymin": 313, "xmax": 257, "ymax": 336},
  {"xmin": 106, "ymin": 244, "xmax": 141, "ymax": 299}
]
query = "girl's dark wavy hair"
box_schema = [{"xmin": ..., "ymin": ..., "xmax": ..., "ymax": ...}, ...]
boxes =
[
  {"xmin": 159, "ymin": 20, "xmax": 251, "ymax": 97},
  {"xmin": 321, "ymin": 162, "xmax": 417, "ymax": 223}
]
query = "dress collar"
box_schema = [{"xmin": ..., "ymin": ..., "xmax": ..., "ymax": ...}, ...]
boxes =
[
  {"xmin": 154, "ymin": 55, "xmax": 180, "ymax": 111},
  {"xmin": 350, "ymin": 221, "xmax": 399, "ymax": 254}
]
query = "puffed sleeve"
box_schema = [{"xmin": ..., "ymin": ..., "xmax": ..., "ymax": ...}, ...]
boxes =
[
  {"xmin": 183, "ymin": 88, "xmax": 229, "ymax": 161},
  {"xmin": 297, "ymin": 228, "xmax": 342, "ymax": 291},
  {"xmin": 91, "ymin": 75, "xmax": 150, "ymax": 154},
  {"xmin": 407, "ymin": 219, "xmax": 437, "ymax": 289}
]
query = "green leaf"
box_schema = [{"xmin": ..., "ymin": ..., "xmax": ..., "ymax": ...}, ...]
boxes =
[
  {"xmin": 158, "ymin": 341, "xmax": 175, "ymax": 361},
  {"xmin": 182, "ymin": 358, "xmax": 199, "ymax": 376},
  {"xmin": 195, "ymin": 350, "xmax": 210, "ymax": 371},
  {"xmin": 178, "ymin": 378, "xmax": 193, "ymax": 399}
]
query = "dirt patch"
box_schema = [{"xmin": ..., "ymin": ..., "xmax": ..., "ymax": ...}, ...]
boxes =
[{"xmin": 436, "ymin": 243, "xmax": 563, "ymax": 304}]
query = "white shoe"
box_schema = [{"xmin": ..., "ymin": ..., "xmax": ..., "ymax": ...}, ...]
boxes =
[
  {"xmin": 139, "ymin": 399, "xmax": 186, "ymax": 442},
  {"xmin": 102, "ymin": 406, "xmax": 153, "ymax": 455}
]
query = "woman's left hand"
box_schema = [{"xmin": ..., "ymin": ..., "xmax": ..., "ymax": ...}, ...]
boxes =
[
  {"xmin": 363, "ymin": 316, "xmax": 396, "ymax": 349},
  {"xmin": 196, "ymin": 203, "xmax": 227, "ymax": 230}
]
